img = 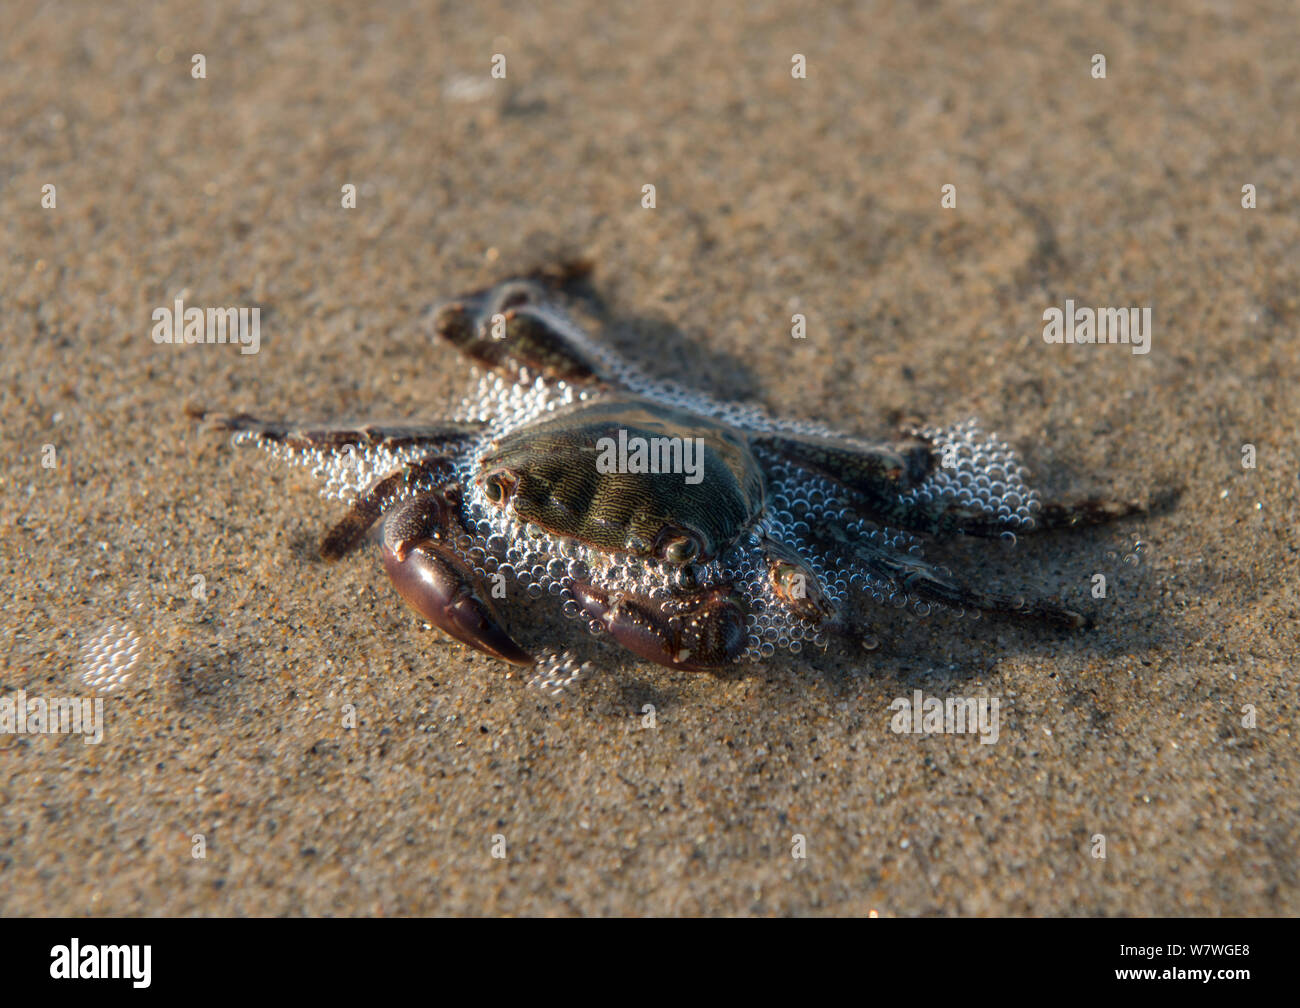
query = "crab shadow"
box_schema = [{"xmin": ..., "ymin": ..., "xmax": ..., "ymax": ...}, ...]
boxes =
[
  {"xmin": 163, "ymin": 645, "xmax": 258, "ymax": 721},
  {"xmin": 814, "ymin": 529, "xmax": 1173, "ymax": 695},
  {"xmin": 555, "ymin": 273, "xmax": 766, "ymax": 404}
]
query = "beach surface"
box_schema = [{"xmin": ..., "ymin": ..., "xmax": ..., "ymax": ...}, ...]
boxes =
[{"xmin": 1, "ymin": 0, "xmax": 1297, "ymax": 915}]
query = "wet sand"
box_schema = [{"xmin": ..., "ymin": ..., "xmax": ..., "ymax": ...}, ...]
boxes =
[{"xmin": 1, "ymin": 0, "xmax": 1297, "ymax": 915}]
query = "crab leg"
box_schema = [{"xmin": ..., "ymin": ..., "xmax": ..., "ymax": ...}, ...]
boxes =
[
  {"xmin": 193, "ymin": 408, "xmax": 487, "ymax": 559},
  {"xmin": 320, "ymin": 455, "xmax": 461, "ymax": 560},
  {"xmin": 868, "ymin": 491, "xmax": 1143, "ymax": 538},
  {"xmin": 754, "ymin": 432, "xmax": 938, "ymax": 519},
  {"xmin": 759, "ymin": 430, "xmax": 1143, "ymax": 537},
  {"xmin": 431, "ymin": 267, "xmax": 612, "ymax": 387},
  {"xmin": 837, "ymin": 530, "xmax": 1086, "ymax": 628},
  {"xmin": 1031, "ymin": 497, "xmax": 1145, "ymax": 530},
  {"xmin": 189, "ymin": 408, "xmax": 483, "ymax": 455}
]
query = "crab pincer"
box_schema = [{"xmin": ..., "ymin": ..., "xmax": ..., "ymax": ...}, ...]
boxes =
[
  {"xmin": 571, "ymin": 581, "xmax": 747, "ymax": 672},
  {"xmin": 381, "ymin": 491, "xmax": 533, "ymax": 666}
]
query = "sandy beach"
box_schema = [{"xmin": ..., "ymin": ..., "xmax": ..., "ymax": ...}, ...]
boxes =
[{"xmin": 1, "ymin": 0, "xmax": 1296, "ymax": 915}]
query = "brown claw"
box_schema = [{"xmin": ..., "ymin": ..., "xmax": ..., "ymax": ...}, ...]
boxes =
[
  {"xmin": 381, "ymin": 491, "xmax": 532, "ymax": 666},
  {"xmin": 382, "ymin": 538, "xmax": 533, "ymax": 666},
  {"xmin": 572, "ymin": 581, "xmax": 747, "ymax": 672}
]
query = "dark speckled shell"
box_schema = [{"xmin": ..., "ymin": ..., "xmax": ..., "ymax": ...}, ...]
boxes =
[{"xmin": 477, "ymin": 396, "xmax": 766, "ymax": 560}]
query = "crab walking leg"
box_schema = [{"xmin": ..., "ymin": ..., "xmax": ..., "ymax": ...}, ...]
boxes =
[
  {"xmin": 760, "ymin": 537, "xmax": 839, "ymax": 625},
  {"xmin": 1032, "ymin": 497, "xmax": 1145, "ymax": 531},
  {"xmin": 320, "ymin": 455, "xmax": 461, "ymax": 561},
  {"xmin": 431, "ymin": 275, "xmax": 612, "ymax": 388},
  {"xmin": 381, "ymin": 491, "xmax": 534, "ymax": 666},
  {"xmin": 190, "ymin": 408, "xmax": 484, "ymax": 455},
  {"xmin": 763, "ymin": 431, "xmax": 1144, "ymax": 538},
  {"xmin": 886, "ymin": 492, "xmax": 1144, "ymax": 538},
  {"xmin": 824, "ymin": 525, "xmax": 1086, "ymax": 628},
  {"xmin": 571, "ymin": 582, "xmax": 748, "ymax": 671},
  {"xmin": 754, "ymin": 432, "xmax": 936, "ymax": 520}
]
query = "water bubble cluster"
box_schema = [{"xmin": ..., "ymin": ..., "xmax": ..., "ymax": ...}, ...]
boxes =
[
  {"xmin": 230, "ymin": 431, "xmax": 439, "ymax": 506},
  {"xmin": 526, "ymin": 649, "xmax": 593, "ymax": 696},
  {"xmin": 79, "ymin": 621, "xmax": 143, "ymax": 692},
  {"xmin": 898, "ymin": 418, "xmax": 1040, "ymax": 532}
]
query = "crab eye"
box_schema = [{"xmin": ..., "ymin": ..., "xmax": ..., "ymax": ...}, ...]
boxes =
[
  {"xmin": 663, "ymin": 536, "xmax": 699, "ymax": 564},
  {"xmin": 483, "ymin": 475, "xmax": 507, "ymax": 504}
]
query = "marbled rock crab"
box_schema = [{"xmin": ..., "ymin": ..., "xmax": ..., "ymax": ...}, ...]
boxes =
[{"xmin": 196, "ymin": 264, "xmax": 1141, "ymax": 683}]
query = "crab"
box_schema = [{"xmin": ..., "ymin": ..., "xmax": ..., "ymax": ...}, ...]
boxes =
[{"xmin": 195, "ymin": 263, "xmax": 1142, "ymax": 679}]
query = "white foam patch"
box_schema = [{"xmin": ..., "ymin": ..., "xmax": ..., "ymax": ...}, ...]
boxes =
[
  {"xmin": 526, "ymin": 649, "xmax": 593, "ymax": 696},
  {"xmin": 79, "ymin": 621, "xmax": 143, "ymax": 692},
  {"xmin": 899, "ymin": 418, "xmax": 1040, "ymax": 533}
]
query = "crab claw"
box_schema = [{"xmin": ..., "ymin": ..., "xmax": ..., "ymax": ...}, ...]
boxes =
[
  {"xmin": 382, "ymin": 538, "xmax": 534, "ymax": 666},
  {"xmin": 380, "ymin": 492, "xmax": 532, "ymax": 666},
  {"xmin": 572, "ymin": 582, "xmax": 747, "ymax": 672}
]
